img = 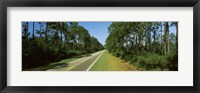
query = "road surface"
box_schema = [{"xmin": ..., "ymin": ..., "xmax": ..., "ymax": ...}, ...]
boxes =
[{"xmin": 47, "ymin": 50, "xmax": 104, "ymax": 71}]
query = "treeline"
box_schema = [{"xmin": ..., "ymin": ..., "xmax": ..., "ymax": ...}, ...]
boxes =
[
  {"xmin": 22, "ymin": 22, "xmax": 104, "ymax": 70},
  {"xmin": 105, "ymin": 22, "xmax": 178, "ymax": 71}
]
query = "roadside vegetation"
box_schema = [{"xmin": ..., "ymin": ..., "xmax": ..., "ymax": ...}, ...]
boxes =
[
  {"xmin": 90, "ymin": 50, "xmax": 136, "ymax": 71},
  {"xmin": 25, "ymin": 57, "xmax": 79, "ymax": 71},
  {"xmin": 105, "ymin": 22, "xmax": 178, "ymax": 71},
  {"xmin": 22, "ymin": 22, "xmax": 104, "ymax": 70},
  {"xmin": 22, "ymin": 22, "xmax": 178, "ymax": 71}
]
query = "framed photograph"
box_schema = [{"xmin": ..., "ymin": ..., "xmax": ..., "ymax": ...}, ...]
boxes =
[{"xmin": 0, "ymin": 0, "xmax": 199, "ymax": 93}]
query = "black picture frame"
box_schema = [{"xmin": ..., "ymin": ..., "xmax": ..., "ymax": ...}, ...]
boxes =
[{"xmin": 0, "ymin": 0, "xmax": 199, "ymax": 93}]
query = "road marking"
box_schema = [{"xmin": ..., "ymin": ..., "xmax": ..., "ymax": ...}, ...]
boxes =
[
  {"xmin": 66, "ymin": 66, "xmax": 75, "ymax": 70},
  {"xmin": 67, "ymin": 54, "xmax": 97, "ymax": 70},
  {"xmin": 86, "ymin": 50, "xmax": 104, "ymax": 71}
]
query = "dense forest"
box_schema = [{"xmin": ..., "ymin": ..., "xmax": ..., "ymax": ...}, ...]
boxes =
[
  {"xmin": 105, "ymin": 22, "xmax": 178, "ymax": 71},
  {"xmin": 22, "ymin": 22, "xmax": 104, "ymax": 70}
]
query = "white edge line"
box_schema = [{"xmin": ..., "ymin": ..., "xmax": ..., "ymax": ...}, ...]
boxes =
[{"xmin": 86, "ymin": 50, "xmax": 105, "ymax": 71}]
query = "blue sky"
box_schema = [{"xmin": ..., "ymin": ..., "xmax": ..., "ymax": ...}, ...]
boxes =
[
  {"xmin": 26, "ymin": 22, "xmax": 176, "ymax": 45},
  {"xmin": 78, "ymin": 22, "xmax": 111, "ymax": 45},
  {"xmin": 78, "ymin": 22, "xmax": 176, "ymax": 45},
  {"xmin": 26, "ymin": 22, "xmax": 112, "ymax": 45}
]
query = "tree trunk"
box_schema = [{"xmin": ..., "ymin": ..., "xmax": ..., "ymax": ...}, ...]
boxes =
[
  {"xmin": 32, "ymin": 22, "xmax": 35, "ymax": 39},
  {"xmin": 45, "ymin": 22, "xmax": 49, "ymax": 42},
  {"xmin": 164, "ymin": 22, "xmax": 170, "ymax": 54},
  {"xmin": 160, "ymin": 23, "xmax": 163, "ymax": 54},
  {"xmin": 40, "ymin": 23, "xmax": 42, "ymax": 31},
  {"xmin": 138, "ymin": 34, "xmax": 143, "ymax": 54},
  {"xmin": 176, "ymin": 22, "xmax": 178, "ymax": 54},
  {"xmin": 59, "ymin": 23, "xmax": 63, "ymax": 50},
  {"xmin": 166, "ymin": 22, "xmax": 170, "ymax": 54},
  {"xmin": 64, "ymin": 34, "xmax": 68, "ymax": 49},
  {"xmin": 160, "ymin": 23, "xmax": 163, "ymax": 40},
  {"xmin": 135, "ymin": 33, "xmax": 138, "ymax": 54},
  {"xmin": 25, "ymin": 22, "xmax": 29, "ymax": 39},
  {"xmin": 153, "ymin": 30, "xmax": 156, "ymax": 53},
  {"xmin": 148, "ymin": 26, "xmax": 152, "ymax": 52},
  {"xmin": 125, "ymin": 37, "xmax": 129, "ymax": 52},
  {"xmin": 145, "ymin": 30, "xmax": 148, "ymax": 50},
  {"xmin": 73, "ymin": 40, "xmax": 76, "ymax": 50},
  {"xmin": 164, "ymin": 22, "xmax": 167, "ymax": 55},
  {"xmin": 60, "ymin": 30, "xmax": 62, "ymax": 50}
]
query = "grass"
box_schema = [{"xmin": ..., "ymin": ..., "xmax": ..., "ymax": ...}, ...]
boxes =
[
  {"xmin": 89, "ymin": 50, "xmax": 137, "ymax": 71},
  {"xmin": 25, "ymin": 57, "xmax": 79, "ymax": 71}
]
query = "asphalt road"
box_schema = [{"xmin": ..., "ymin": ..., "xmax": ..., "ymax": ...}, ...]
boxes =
[{"xmin": 47, "ymin": 50, "xmax": 104, "ymax": 71}]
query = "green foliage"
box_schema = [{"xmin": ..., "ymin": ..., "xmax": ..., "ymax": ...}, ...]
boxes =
[
  {"xmin": 133, "ymin": 54, "xmax": 169, "ymax": 70},
  {"xmin": 22, "ymin": 22, "xmax": 104, "ymax": 70},
  {"xmin": 128, "ymin": 53, "xmax": 178, "ymax": 71},
  {"xmin": 105, "ymin": 22, "xmax": 178, "ymax": 71}
]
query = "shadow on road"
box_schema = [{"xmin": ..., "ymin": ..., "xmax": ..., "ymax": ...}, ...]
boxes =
[
  {"xmin": 26, "ymin": 53, "xmax": 93, "ymax": 71},
  {"xmin": 28, "ymin": 62, "xmax": 70, "ymax": 71},
  {"xmin": 51, "ymin": 63, "xmax": 70, "ymax": 69},
  {"xmin": 75, "ymin": 54, "xmax": 92, "ymax": 58}
]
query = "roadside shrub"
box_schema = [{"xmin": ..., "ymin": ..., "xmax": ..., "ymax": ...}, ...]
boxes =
[
  {"xmin": 69, "ymin": 50, "xmax": 85, "ymax": 56},
  {"xmin": 132, "ymin": 54, "xmax": 171, "ymax": 71},
  {"xmin": 166, "ymin": 52, "xmax": 178, "ymax": 71}
]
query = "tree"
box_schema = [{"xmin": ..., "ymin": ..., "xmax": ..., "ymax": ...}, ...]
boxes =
[
  {"xmin": 57, "ymin": 22, "xmax": 67, "ymax": 50},
  {"xmin": 69, "ymin": 22, "xmax": 79, "ymax": 50},
  {"xmin": 63, "ymin": 23, "xmax": 69, "ymax": 49},
  {"xmin": 166, "ymin": 22, "xmax": 170, "ymax": 54},
  {"xmin": 164, "ymin": 22, "xmax": 170, "ymax": 54},
  {"xmin": 170, "ymin": 22, "xmax": 178, "ymax": 54},
  {"xmin": 22, "ymin": 22, "xmax": 104, "ymax": 70},
  {"xmin": 23, "ymin": 22, "xmax": 29, "ymax": 39},
  {"xmin": 45, "ymin": 22, "xmax": 49, "ymax": 42},
  {"xmin": 160, "ymin": 22, "xmax": 163, "ymax": 54},
  {"xmin": 32, "ymin": 22, "xmax": 35, "ymax": 39},
  {"xmin": 36, "ymin": 30, "xmax": 44, "ymax": 38},
  {"xmin": 91, "ymin": 36, "xmax": 104, "ymax": 51},
  {"xmin": 106, "ymin": 22, "xmax": 178, "ymax": 71}
]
